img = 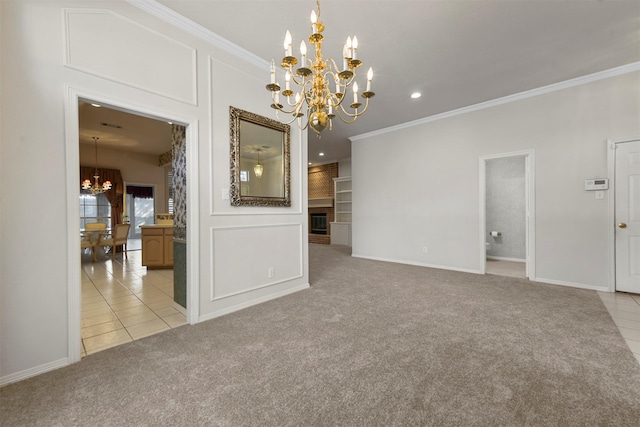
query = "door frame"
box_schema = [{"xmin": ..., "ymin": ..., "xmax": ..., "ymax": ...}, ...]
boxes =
[
  {"xmin": 607, "ymin": 137, "xmax": 640, "ymax": 292},
  {"xmin": 65, "ymin": 85, "xmax": 200, "ymax": 363},
  {"xmin": 479, "ymin": 149, "xmax": 535, "ymax": 278}
]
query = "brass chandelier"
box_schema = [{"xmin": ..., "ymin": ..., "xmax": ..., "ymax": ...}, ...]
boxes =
[
  {"xmin": 266, "ymin": 0, "xmax": 375, "ymax": 136},
  {"xmin": 81, "ymin": 137, "xmax": 112, "ymax": 195}
]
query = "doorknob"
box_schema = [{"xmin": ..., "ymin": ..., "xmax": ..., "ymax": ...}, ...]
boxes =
[{"xmin": 618, "ymin": 223, "xmax": 627, "ymax": 229}]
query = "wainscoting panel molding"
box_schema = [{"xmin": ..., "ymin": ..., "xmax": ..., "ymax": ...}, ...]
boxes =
[
  {"xmin": 64, "ymin": 9, "xmax": 197, "ymax": 105},
  {"xmin": 209, "ymin": 224, "xmax": 303, "ymax": 302}
]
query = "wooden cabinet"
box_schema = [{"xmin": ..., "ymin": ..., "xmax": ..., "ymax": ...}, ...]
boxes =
[
  {"xmin": 331, "ymin": 177, "xmax": 352, "ymax": 246},
  {"xmin": 141, "ymin": 226, "xmax": 174, "ymax": 268}
]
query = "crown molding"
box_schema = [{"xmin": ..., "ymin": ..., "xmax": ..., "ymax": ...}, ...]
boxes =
[
  {"xmin": 350, "ymin": 61, "xmax": 640, "ymax": 142},
  {"xmin": 127, "ymin": 0, "xmax": 269, "ymax": 70}
]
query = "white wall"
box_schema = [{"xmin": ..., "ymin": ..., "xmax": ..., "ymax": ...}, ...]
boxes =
[
  {"xmin": 352, "ymin": 71, "xmax": 640, "ymax": 289},
  {"xmin": 338, "ymin": 158, "xmax": 352, "ymax": 177},
  {"xmin": 0, "ymin": 1, "xmax": 308, "ymax": 384}
]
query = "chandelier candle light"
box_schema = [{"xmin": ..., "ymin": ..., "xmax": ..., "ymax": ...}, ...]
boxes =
[
  {"xmin": 81, "ymin": 137, "xmax": 112, "ymax": 194},
  {"xmin": 266, "ymin": 0, "xmax": 374, "ymax": 136}
]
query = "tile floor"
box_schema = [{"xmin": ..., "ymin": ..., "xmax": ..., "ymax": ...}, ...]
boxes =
[
  {"xmin": 81, "ymin": 248, "xmax": 186, "ymax": 357},
  {"xmin": 598, "ymin": 291, "xmax": 640, "ymax": 365},
  {"xmin": 486, "ymin": 258, "xmax": 526, "ymax": 278}
]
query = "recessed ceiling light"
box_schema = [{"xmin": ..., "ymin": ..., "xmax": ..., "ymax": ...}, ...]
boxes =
[
  {"xmin": 90, "ymin": 103, "xmax": 101, "ymax": 107},
  {"xmin": 319, "ymin": 152, "xmax": 324, "ymax": 156},
  {"xmin": 167, "ymin": 121, "xmax": 173, "ymax": 125},
  {"xmin": 410, "ymin": 92, "xmax": 421, "ymax": 99},
  {"xmin": 308, "ymin": 162, "xmax": 312, "ymax": 165}
]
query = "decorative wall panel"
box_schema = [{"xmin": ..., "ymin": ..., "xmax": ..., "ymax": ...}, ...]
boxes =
[
  {"xmin": 210, "ymin": 224, "xmax": 303, "ymax": 301},
  {"xmin": 64, "ymin": 9, "xmax": 197, "ymax": 104}
]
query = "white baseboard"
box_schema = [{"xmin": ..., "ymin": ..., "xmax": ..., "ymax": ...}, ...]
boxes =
[
  {"xmin": 486, "ymin": 256, "xmax": 525, "ymax": 263},
  {"xmin": 532, "ymin": 277, "xmax": 609, "ymax": 292},
  {"xmin": 198, "ymin": 283, "xmax": 310, "ymax": 323},
  {"xmin": 351, "ymin": 254, "xmax": 482, "ymax": 275},
  {"xmin": 351, "ymin": 254, "xmax": 609, "ymax": 293},
  {"xmin": 0, "ymin": 357, "xmax": 70, "ymax": 387}
]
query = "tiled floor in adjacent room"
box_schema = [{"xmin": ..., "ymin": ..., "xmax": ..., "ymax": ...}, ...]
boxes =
[
  {"xmin": 486, "ymin": 258, "xmax": 526, "ymax": 278},
  {"xmin": 598, "ymin": 291, "xmax": 640, "ymax": 365},
  {"xmin": 81, "ymin": 249, "xmax": 186, "ymax": 357}
]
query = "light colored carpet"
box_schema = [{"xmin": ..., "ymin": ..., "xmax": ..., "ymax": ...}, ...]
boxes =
[{"xmin": 2, "ymin": 244, "xmax": 640, "ymax": 425}]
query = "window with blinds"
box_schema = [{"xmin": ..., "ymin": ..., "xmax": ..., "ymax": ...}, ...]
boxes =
[{"xmin": 167, "ymin": 168, "xmax": 174, "ymax": 214}]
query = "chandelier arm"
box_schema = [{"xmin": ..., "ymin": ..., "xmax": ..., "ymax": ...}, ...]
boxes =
[
  {"xmin": 274, "ymin": 109, "xmax": 302, "ymax": 125},
  {"xmin": 289, "ymin": 71, "xmax": 307, "ymax": 86},
  {"xmin": 335, "ymin": 96, "xmax": 371, "ymax": 120},
  {"xmin": 327, "ymin": 91, "xmax": 348, "ymax": 111},
  {"xmin": 274, "ymin": 104, "xmax": 303, "ymax": 116},
  {"xmin": 333, "ymin": 110, "xmax": 360, "ymax": 124},
  {"xmin": 283, "ymin": 95, "xmax": 300, "ymax": 107},
  {"xmin": 323, "ymin": 69, "xmax": 347, "ymax": 100},
  {"xmin": 324, "ymin": 58, "xmax": 359, "ymax": 88},
  {"xmin": 271, "ymin": 90, "xmax": 303, "ymax": 115},
  {"xmin": 298, "ymin": 116, "xmax": 310, "ymax": 130}
]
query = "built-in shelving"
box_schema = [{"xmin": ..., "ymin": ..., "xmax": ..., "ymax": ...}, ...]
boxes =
[{"xmin": 331, "ymin": 177, "xmax": 352, "ymax": 245}]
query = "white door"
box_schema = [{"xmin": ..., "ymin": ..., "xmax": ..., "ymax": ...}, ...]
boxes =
[{"xmin": 615, "ymin": 140, "xmax": 640, "ymax": 293}]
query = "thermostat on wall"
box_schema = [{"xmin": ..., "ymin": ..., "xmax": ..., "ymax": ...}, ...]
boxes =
[{"xmin": 585, "ymin": 178, "xmax": 608, "ymax": 191}]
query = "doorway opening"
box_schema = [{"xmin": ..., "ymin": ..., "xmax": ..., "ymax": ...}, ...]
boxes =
[
  {"xmin": 75, "ymin": 97, "xmax": 189, "ymax": 357},
  {"xmin": 480, "ymin": 150, "xmax": 535, "ymax": 279}
]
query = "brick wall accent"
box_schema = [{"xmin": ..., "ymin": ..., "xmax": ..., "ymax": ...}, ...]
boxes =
[
  {"xmin": 308, "ymin": 163, "xmax": 339, "ymax": 199},
  {"xmin": 308, "ymin": 163, "xmax": 338, "ymax": 244}
]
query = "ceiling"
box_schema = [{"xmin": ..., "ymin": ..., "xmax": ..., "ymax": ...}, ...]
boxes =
[
  {"xmin": 82, "ymin": 0, "xmax": 640, "ymax": 163},
  {"xmin": 78, "ymin": 100, "xmax": 173, "ymax": 155}
]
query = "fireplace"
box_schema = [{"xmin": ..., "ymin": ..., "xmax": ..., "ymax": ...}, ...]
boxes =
[{"xmin": 310, "ymin": 213, "xmax": 327, "ymax": 235}]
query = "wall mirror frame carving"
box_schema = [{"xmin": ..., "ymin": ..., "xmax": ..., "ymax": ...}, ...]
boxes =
[{"xmin": 229, "ymin": 106, "xmax": 291, "ymax": 207}]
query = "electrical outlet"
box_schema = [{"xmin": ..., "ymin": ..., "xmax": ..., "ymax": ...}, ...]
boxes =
[
  {"xmin": 268, "ymin": 267, "xmax": 275, "ymax": 279},
  {"xmin": 422, "ymin": 246, "xmax": 428, "ymax": 253}
]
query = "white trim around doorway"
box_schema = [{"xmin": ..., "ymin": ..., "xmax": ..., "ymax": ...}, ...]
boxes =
[
  {"xmin": 479, "ymin": 149, "xmax": 536, "ymax": 279},
  {"xmin": 65, "ymin": 85, "xmax": 200, "ymax": 364}
]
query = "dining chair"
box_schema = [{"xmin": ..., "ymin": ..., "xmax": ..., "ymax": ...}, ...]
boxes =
[
  {"xmin": 97, "ymin": 223, "xmax": 131, "ymax": 261},
  {"xmin": 84, "ymin": 222, "xmax": 107, "ymax": 231},
  {"xmin": 80, "ymin": 232, "xmax": 98, "ymax": 262}
]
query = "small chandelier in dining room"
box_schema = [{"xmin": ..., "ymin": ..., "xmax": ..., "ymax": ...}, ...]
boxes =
[
  {"xmin": 253, "ymin": 149, "xmax": 264, "ymax": 178},
  {"xmin": 266, "ymin": 0, "xmax": 375, "ymax": 136},
  {"xmin": 81, "ymin": 137, "xmax": 112, "ymax": 194}
]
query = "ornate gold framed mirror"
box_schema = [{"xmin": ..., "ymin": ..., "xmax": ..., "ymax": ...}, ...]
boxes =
[{"xmin": 229, "ymin": 106, "xmax": 291, "ymax": 207}]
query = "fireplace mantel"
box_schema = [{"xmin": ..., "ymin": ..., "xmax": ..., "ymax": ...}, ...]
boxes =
[{"xmin": 308, "ymin": 197, "xmax": 333, "ymax": 208}]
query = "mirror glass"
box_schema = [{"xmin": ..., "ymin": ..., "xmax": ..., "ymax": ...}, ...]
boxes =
[{"xmin": 230, "ymin": 107, "xmax": 291, "ymax": 206}]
